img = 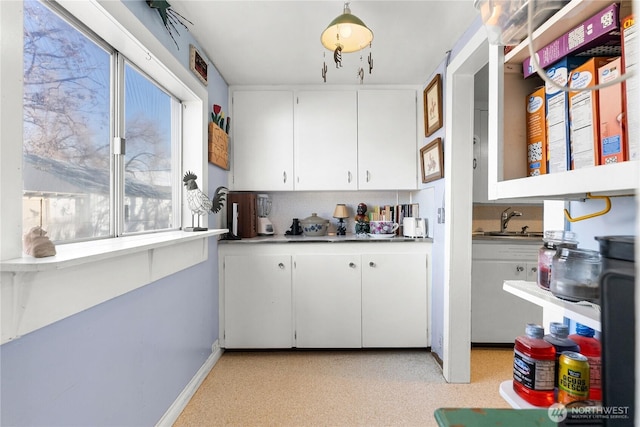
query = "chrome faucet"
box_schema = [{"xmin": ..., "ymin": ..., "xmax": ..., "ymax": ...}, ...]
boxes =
[{"xmin": 501, "ymin": 207, "xmax": 522, "ymax": 232}]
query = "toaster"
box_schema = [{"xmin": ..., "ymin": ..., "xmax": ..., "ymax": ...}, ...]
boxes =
[{"xmin": 403, "ymin": 217, "xmax": 428, "ymax": 238}]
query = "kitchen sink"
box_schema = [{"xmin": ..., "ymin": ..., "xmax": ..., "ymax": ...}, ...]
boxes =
[{"xmin": 479, "ymin": 231, "xmax": 544, "ymax": 238}]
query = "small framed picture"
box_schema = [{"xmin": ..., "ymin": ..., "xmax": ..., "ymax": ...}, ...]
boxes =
[
  {"xmin": 189, "ymin": 44, "xmax": 208, "ymax": 86},
  {"xmin": 424, "ymin": 74, "xmax": 443, "ymax": 137},
  {"xmin": 420, "ymin": 138, "xmax": 444, "ymax": 183}
]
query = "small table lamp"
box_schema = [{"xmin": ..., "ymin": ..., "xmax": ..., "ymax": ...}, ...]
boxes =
[{"xmin": 333, "ymin": 204, "xmax": 349, "ymax": 236}]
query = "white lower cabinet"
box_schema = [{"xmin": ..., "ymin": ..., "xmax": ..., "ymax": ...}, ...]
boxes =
[
  {"xmin": 293, "ymin": 254, "xmax": 362, "ymax": 348},
  {"xmin": 471, "ymin": 241, "xmax": 542, "ymax": 343},
  {"xmin": 223, "ymin": 254, "xmax": 293, "ymax": 348},
  {"xmin": 220, "ymin": 242, "xmax": 431, "ymax": 349},
  {"xmin": 361, "ymin": 253, "xmax": 427, "ymax": 347}
]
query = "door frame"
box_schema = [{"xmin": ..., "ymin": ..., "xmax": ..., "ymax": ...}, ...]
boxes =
[{"xmin": 442, "ymin": 26, "xmax": 488, "ymax": 383}]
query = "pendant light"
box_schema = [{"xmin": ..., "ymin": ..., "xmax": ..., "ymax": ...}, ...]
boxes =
[
  {"xmin": 321, "ymin": 2, "xmax": 373, "ymax": 53},
  {"xmin": 321, "ymin": 2, "xmax": 374, "ymax": 83}
]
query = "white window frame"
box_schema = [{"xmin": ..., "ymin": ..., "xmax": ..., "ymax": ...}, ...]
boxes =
[{"xmin": 0, "ymin": 0, "xmax": 221, "ymax": 344}]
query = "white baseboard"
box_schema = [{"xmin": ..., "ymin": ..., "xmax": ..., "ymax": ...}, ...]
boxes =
[{"xmin": 156, "ymin": 340, "xmax": 223, "ymax": 427}]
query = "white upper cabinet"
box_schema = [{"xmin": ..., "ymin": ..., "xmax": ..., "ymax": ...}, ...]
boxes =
[
  {"xmin": 294, "ymin": 91, "xmax": 358, "ymax": 190},
  {"xmin": 357, "ymin": 90, "xmax": 418, "ymax": 190},
  {"xmin": 231, "ymin": 91, "xmax": 294, "ymax": 191},
  {"xmin": 230, "ymin": 88, "xmax": 419, "ymax": 191},
  {"xmin": 488, "ymin": 0, "xmax": 638, "ymax": 200}
]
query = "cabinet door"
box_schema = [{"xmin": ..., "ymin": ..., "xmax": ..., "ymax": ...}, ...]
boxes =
[
  {"xmin": 224, "ymin": 255, "xmax": 292, "ymax": 348},
  {"xmin": 357, "ymin": 90, "xmax": 418, "ymax": 190},
  {"xmin": 293, "ymin": 254, "xmax": 361, "ymax": 348},
  {"xmin": 526, "ymin": 262, "xmax": 538, "ymax": 282},
  {"xmin": 362, "ymin": 253, "xmax": 427, "ymax": 347},
  {"xmin": 473, "ymin": 109, "xmax": 490, "ymax": 203},
  {"xmin": 295, "ymin": 91, "xmax": 358, "ymax": 190},
  {"xmin": 231, "ymin": 91, "xmax": 294, "ymax": 191},
  {"xmin": 471, "ymin": 260, "xmax": 543, "ymax": 343}
]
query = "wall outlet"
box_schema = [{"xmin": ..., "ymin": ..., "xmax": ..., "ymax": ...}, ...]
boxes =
[{"xmin": 437, "ymin": 207, "xmax": 445, "ymax": 224}]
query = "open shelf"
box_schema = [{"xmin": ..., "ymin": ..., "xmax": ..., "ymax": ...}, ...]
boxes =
[
  {"xmin": 504, "ymin": 0, "xmax": 616, "ymax": 65},
  {"xmin": 488, "ymin": 0, "xmax": 637, "ymax": 202},
  {"xmin": 499, "ymin": 380, "xmax": 545, "ymax": 409},
  {"xmin": 494, "ymin": 161, "xmax": 638, "ymax": 201},
  {"xmin": 499, "ymin": 281, "xmax": 602, "ymax": 408},
  {"xmin": 503, "ymin": 280, "xmax": 600, "ymax": 331}
]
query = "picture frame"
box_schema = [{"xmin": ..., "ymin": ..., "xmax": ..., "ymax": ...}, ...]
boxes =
[
  {"xmin": 189, "ymin": 44, "xmax": 208, "ymax": 86},
  {"xmin": 424, "ymin": 74, "xmax": 443, "ymax": 137},
  {"xmin": 420, "ymin": 138, "xmax": 444, "ymax": 183}
]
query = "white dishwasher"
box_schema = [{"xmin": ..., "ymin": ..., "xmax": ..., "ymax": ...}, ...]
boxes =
[{"xmin": 471, "ymin": 239, "xmax": 543, "ymax": 344}]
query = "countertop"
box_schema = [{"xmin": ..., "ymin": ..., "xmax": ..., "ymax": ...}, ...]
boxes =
[
  {"xmin": 472, "ymin": 233, "xmax": 542, "ymax": 244},
  {"xmin": 219, "ymin": 234, "xmax": 433, "ymax": 243}
]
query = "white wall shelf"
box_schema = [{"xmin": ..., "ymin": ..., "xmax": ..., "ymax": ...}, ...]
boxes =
[
  {"xmin": 493, "ymin": 161, "xmax": 638, "ymax": 201},
  {"xmin": 503, "ymin": 280, "xmax": 600, "ymax": 331},
  {"xmin": 500, "ymin": 281, "xmax": 601, "ymax": 409},
  {"xmin": 499, "ymin": 380, "xmax": 540, "ymax": 409},
  {"xmin": 488, "ymin": 0, "xmax": 638, "ymax": 202},
  {"xmin": 503, "ymin": 0, "xmax": 616, "ymax": 65}
]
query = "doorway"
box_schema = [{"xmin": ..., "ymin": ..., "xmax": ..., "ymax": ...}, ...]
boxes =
[{"xmin": 442, "ymin": 26, "xmax": 488, "ymax": 383}]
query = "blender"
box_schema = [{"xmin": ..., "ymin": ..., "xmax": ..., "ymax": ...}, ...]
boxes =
[{"xmin": 257, "ymin": 194, "xmax": 274, "ymax": 235}]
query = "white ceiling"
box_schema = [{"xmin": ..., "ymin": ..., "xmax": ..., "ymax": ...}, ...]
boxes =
[{"xmin": 169, "ymin": 1, "xmax": 481, "ymax": 86}]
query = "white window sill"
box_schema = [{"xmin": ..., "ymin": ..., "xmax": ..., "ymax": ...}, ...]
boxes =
[
  {"xmin": 1, "ymin": 229, "xmax": 227, "ymax": 272},
  {"xmin": 1, "ymin": 229, "xmax": 227, "ymax": 343}
]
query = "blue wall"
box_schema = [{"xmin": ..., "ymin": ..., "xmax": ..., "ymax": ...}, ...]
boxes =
[
  {"xmin": 1, "ymin": 252, "xmax": 218, "ymax": 426},
  {"xmin": 569, "ymin": 196, "xmax": 637, "ymax": 250},
  {"xmin": 0, "ymin": 2, "xmax": 228, "ymax": 425}
]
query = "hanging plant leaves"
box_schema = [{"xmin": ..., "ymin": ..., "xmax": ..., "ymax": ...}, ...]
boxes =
[{"xmin": 146, "ymin": 0, "xmax": 193, "ymax": 50}]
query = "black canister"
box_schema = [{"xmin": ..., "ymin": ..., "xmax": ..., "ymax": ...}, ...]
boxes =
[{"xmin": 597, "ymin": 236, "xmax": 635, "ymax": 427}]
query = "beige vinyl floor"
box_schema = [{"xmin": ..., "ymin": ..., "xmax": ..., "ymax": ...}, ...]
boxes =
[{"xmin": 173, "ymin": 348, "xmax": 513, "ymax": 427}]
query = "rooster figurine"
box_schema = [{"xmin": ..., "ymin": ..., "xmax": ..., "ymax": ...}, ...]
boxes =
[{"xmin": 183, "ymin": 170, "xmax": 227, "ymax": 231}]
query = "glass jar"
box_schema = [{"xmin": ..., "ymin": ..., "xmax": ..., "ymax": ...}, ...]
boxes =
[
  {"xmin": 537, "ymin": 230, "xmax": 578, "ymax": 290},
  {"xmin": 550, "ymin": 247, "xmax": 602, "ymax": 303}
]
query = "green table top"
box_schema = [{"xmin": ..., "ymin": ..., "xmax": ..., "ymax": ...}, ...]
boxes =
[{"xmin": 434, "ymin": 408, "xmax": 556, "ymax": 426}]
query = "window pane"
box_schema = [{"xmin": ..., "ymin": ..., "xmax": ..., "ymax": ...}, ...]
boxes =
[
  {"xmin": 23, "ymin": 0, "xmax": 111, "ymax": 242},
  {"xmin": 123, "ymin": 64, "xmax": 174, "ymax": 233}
]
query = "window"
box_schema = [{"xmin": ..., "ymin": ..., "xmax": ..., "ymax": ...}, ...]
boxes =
[{"xmin": 23, "ymin": 0, "xmax": 180, "ymax": 243}]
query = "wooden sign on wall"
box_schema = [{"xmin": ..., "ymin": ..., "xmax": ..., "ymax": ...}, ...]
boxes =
[{"xmin": 208, "ymin": 122, "xmax": 229, "ymax": 170}]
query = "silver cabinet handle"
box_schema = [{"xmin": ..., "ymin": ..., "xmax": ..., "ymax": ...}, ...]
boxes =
[
  {"xmin": 366, "ymin": 170, "xmax": 371, "ymax": 182},
  {"xmin": 369, "ymin": 261, "xmax": 375, "ymax": 267},
  {"xmin": 473, "ymin": 158, "xmax": 477, "ymax": 170},
  {"xmin": 516, "ymin": 265, "xmax": 524, "ymax": 272},
  {"xmin": 348, "ymin": 171, "xmax": 352, "ymax": 183},
  {"xmin": 349, "ymin": 262, "xmax": 356, "ymax": 268},
  {"xmin": 278, "ymin": 263, "xmax": 285, "ymax": 269},
  {"xmin": 283, "ymin": 171, "xmax": 287, "ymax": 183}
]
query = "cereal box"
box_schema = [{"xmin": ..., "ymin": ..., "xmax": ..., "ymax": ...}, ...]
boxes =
[
  {"xmin": 526, "ymin": 87, "xmax": 547, "ymax": 176},
  {"xmin": 622, "ymin": 15, "xmax": 638, "ymax": 160},
  {"xmin": 568, "ymin": 57, "xmax": 613, "ymax": 170},
  {"xmin": 598, "ymin": 57, "xmax": 627, "ymax": 164},
  {"xmin": 523, "ymin": 3, "xmax": 621, "ymax": 78},
  {"xmin": 545, "ymin": 57, "xmax": 589, "ymax": 173}
]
